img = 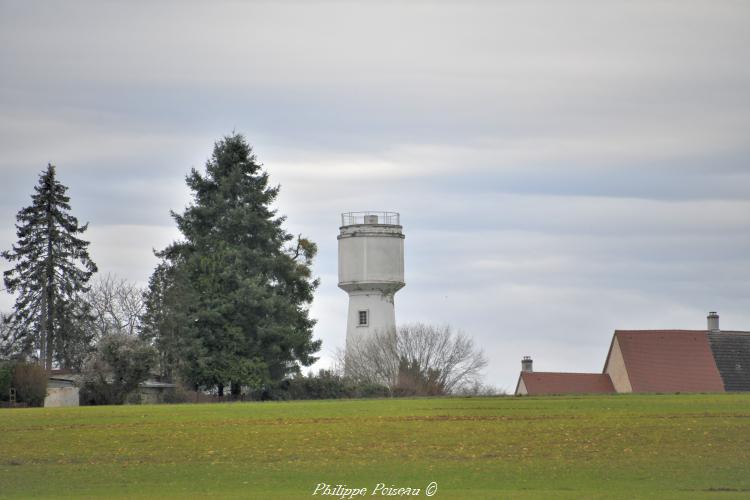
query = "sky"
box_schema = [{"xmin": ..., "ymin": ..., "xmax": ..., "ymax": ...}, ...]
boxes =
[{"xmin": 1, "ymin": 1, "xmax": 749, "ymax": 391}]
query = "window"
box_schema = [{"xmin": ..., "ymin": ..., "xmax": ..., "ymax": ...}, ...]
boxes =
[{"xmin": 358, "ymin": 310, "xmax": 368, "ymax": 326}]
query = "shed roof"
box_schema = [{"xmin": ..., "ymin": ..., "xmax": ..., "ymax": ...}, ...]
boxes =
[
  {"xmin": 48, "ymin": 373, "xmax": 80, "ymax": 383},
  {"xmin": 518, "ymin": 372, "xmax": 615, "ymax": 395},
  {"xmin": 612, "ymin": 330, "xmax": 724, "ymax": 393},
  {"xmin": 707, "ymin": 331, "xmax": 750, "ymax": 392},
  {"xmin": 139, "ymin": 380, "xmax": 176, "ymax": 389}
]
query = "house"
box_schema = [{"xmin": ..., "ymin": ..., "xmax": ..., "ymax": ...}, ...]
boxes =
[{"xmin": 516, "ymin": 312, "xmax": 750, "ymax": 395}]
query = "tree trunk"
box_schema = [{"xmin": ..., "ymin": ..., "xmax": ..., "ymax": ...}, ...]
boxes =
[
  {"xmin": 217, "ymin": 383, "xmax": 224, "ymax": 398},
  {"xmin": 45, "ymin": 283, "xmax": 54, "ymax": 371},
  {"xmin": 230, "ymin": 382, "xmax": 241, "ymax": 401},
  {"xmin": 39, "ymin": 295, "xmax": 47, "ymax": 369},
  {"xmin": 44, "ymin": 196, "xmax": 54, "ymax": 372}
]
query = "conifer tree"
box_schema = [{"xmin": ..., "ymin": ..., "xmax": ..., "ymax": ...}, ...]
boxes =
[
  {"xmin": 2, "ymin": 164, "xmax": 97, "ymax": 370},
  {"xmin": 152, "ymin": 134, "xmax": 320, "ymax": 396},
  {"xmin": 139, "ymin": 261, "xmax": 186, "ymax": 381}
]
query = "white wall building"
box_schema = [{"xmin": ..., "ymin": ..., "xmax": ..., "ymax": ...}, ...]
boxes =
[
  {"xmin": 338, "ymin": 211, "xmax": 405, "ymax": 357},
  {"xmin": 45, "ymin": 373, "xmax": 80, "ymax": 407}
]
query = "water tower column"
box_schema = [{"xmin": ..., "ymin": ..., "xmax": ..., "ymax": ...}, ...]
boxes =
[{"xmin": 338, "ymin": 211, "xmax": 405, "ymax": 353}]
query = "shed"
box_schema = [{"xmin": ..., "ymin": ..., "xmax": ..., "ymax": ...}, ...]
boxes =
[
  {"xmin": 137, "ymin": 380, "xmax": 177, "ymax": 404},
  {"xmin": 45, "ymin": 373, "xmax": 80, "ymax": 407}
]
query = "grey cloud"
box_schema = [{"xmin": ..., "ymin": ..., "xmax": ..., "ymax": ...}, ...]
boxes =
[{"xmin": 2, "ymin": 0, "xmax": 750, "ymax": 388}]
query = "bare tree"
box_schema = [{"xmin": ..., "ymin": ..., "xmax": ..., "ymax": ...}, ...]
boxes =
[
  {"xmin": 339, "ymin": 323, "xmax": 488, "ymax": 395},
  {"xmin": 453, "ymin": 381, "xmax": 506, "ymax": 396},
  {"xmin": 341, "ymin": 328, "xmax": 400, "ymax": 388},
  {"xmin": 86, "ymin": 274, "xmax": 145, "ymax": 339}
]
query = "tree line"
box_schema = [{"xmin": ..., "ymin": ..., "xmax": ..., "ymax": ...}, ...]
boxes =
[
  {"xmin": 1, "ymin": 133, "xmax": 491, "ymax": 404},
  {"xmin": 2, "ymin": 134, "xmax": 320, "ymax": 400}
]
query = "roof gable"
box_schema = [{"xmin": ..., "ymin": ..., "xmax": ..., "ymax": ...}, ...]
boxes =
[{"xmin": 614, "ymin": 330, "xmax": 724, "ymax": 393}]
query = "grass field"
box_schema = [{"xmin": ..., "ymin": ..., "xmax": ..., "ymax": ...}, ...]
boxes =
[{"xmin": 1, "ymin": 394, "xmax": 749, "ymax": 499}]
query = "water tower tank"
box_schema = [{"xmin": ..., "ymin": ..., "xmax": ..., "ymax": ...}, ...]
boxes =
[{"xmin": 338, "ymin": 211, "xmax": 405, "ymax": 351}]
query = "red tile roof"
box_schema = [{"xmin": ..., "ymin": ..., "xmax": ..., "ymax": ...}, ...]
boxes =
[
  {"xmin": 613, "ymin": 330, "xmax": 724, "ymax": 393},
  {"xmin": 519, "ymin": 372, "xmax": 615, "ymax": 395}
]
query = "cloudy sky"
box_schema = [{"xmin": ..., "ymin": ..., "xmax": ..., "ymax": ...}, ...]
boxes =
[{"xmin": 2, "ymin": 1, "xmax": 749, "ymax": 390}]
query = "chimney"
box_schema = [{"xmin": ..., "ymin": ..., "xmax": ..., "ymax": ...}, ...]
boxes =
[
  {"xmin": 707, "ymin": 311, "xmax": 720, "ymax": 332},
  {"xmin": 521, "ymin": 356, "xmax": 533, "ymax": 373}
]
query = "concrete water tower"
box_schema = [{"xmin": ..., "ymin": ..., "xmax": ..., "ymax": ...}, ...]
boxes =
[{"xmin": 338, "ymin": 211, "xmax": 405, "ymax": 352}]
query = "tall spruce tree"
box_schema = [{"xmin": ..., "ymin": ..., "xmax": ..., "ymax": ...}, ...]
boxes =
[
  {"xmin": 139, "ymin": 260, "xmax": 186, "ymax": 381},
  {"xmin": 2, "ymin": 164, "xmax": 97, "ymax": 370},
  {"xmin": 153, "ymin": 134, "xmax": 320, "ymax": 396}
]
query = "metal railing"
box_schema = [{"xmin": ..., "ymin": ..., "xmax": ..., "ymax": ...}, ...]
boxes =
[{"xmin": 341, "ymin": 211, "xmax": 400, "ymax": 226}]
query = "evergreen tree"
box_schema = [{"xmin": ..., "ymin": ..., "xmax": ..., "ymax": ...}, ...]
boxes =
[
  {"xmin": 2, "ymin": 164, "xmax": 97, "ymax": 370},
  {"xmin": 139, "ymin": 260, "xmax": 187, "ymax": 381},
  {"xmin": 152, "ymin": 134, "xmax": 320, "ymax": 396},
  {"xmin": 52, "ymin": 298, "xmax": 97, "ymax": 372},
  {"xmin": 0, "ymin": 312, "xmax": 22, "ymax": 360}
]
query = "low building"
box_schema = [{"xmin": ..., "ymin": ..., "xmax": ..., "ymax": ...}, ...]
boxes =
[
  {"xmin": 137, "ymin": 380, "xmax": 177, "ymax": 404},
  {"xmin": 516, "ymin": 312, "xmax": 750, "ymax": 395},
  {"xmin": 44, "ymin": 371, "xmax": 177, "ymax": 407},
  {"xmin": 45, "ymin": 371, "xmax": 80, "ymax": 407}
]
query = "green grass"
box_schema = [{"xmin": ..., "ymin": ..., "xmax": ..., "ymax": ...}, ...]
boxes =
[{"xmin": 1, "ymin": 394, "xmax": 749, "ymax": 499}]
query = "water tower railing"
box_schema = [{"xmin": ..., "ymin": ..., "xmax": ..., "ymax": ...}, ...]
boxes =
[{"xmin": 341, "ymin": 211, "xmax": 400, "ymax": 226}]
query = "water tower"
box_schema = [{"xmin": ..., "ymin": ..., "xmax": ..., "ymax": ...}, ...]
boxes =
[{"xmin": 338, "ymin": 211, "xmax": 405, "ymax": 353}]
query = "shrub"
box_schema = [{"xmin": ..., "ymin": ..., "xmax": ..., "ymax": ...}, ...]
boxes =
[
  {"xmin": 11, "ymin": 362, "xmax": 48, "ymax": 406},
  {"xmin": 124, "ymin": 392, "xmax": 143, "ymax": 405},
  {"xmin": 80, "ymin": 333, "xmax": 157, "ymax": 405},
  {"xmin": 79, "ymin": 376, "xmax": 112, "ymax": 406},
  {"xmin": 250, "ymin": 370, "xmax": 391, "ymax": 401},
  {"xmin": 393, "ymin": 358, "xmax": 445, "ymax": 397},
  {"xmin": 0, "ymin": 361, "xmax": 12, "ymax": 402},
  {"xmin": 162, "ymin": 384, "xmax": 190, "ymax": 404},
  {"xmin": 453, "ymin": 381, "xmax": 505, "ymax": 396}
]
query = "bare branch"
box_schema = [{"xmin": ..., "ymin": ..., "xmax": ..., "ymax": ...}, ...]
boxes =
[
  {"xmin": 85, "ymin": 273, "xmax": 145, "ymax": 340},
  {"xmin": 341, "ymin": 323, "xmax": 487, "ymax": 395}
]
